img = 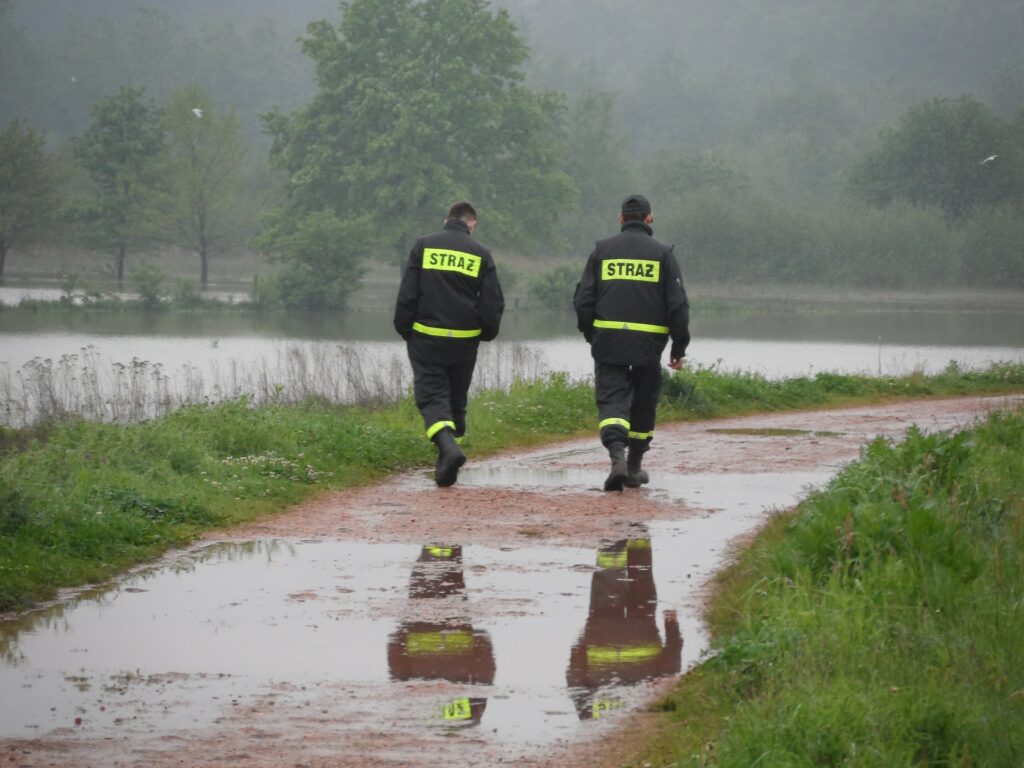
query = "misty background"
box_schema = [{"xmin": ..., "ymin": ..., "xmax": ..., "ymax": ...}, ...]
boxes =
[{"xmin": 1, "ymin": 0, "xmax": 1023, "ymax": 298}]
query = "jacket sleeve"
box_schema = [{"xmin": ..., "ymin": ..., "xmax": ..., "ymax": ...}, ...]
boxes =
[
  {"xmin": 393, "ymin": 244, "xmax": 421, "ymax": 340},
  {"xmin": 664, "ymin": 250, "xmax": 690, "ymax": 359},
  {"xmin": 573, "ymin": 249, "xmax": 599, "ymax": 343},
  {"xmin": 478, "ymin": 255, "xmax": 505, "ymax": 342}
]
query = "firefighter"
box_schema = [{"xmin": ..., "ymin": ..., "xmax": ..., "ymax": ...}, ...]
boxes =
[
  {"xmin": 394, "ymin": 202, "xmax": 504, "ymax": 487},
  {"xmin": 566, "ymin": 534, "xmax": 682, "ymax": 720},
  {"xmin": 573, "ymin": 194, "xmax": 690, "ymax": 491}
]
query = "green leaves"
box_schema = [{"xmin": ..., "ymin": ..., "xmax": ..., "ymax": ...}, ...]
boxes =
[
  {"xmin": 264, "ymin": 0, "xmax": 574, "ymax": 263},
  {"xmin": 0, "ymin": 119, "xmax": 63, "ymax": 273},
  {"xmin": 849, "ymin": 96, "xmax": 1022, "ymax": 220}
]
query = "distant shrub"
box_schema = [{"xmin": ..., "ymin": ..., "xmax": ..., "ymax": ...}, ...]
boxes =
[{"xmin": 526, "ymin": 263, "xmax": 580, "ymax": 311}]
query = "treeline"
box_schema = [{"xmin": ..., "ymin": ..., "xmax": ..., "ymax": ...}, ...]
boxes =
[{"xmin": 1, "ymin": 0, "xmax": 1023, "ymax": 306}]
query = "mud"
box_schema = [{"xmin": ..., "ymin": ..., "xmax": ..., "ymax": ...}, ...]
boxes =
[{"xmin": 1, "ymin": 394, "xmax": 1020, "ymax": 767}]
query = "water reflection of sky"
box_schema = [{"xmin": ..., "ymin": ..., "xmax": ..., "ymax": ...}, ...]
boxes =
[{"xmin": 0, "ymin": 464, "xmax": 822, "ymax": 754}]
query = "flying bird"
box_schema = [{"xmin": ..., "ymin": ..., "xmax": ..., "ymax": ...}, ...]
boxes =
[
  {"xmin": 191, "ymin": 108, "xmax": 204, "ymax": 118},
  {"xmin": 979, "ymin": 154, "xmax": 998, "ymax": 165}
]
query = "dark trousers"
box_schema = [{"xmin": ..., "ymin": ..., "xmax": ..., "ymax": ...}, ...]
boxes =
[
  {"xmin": 594, "ymin": 361, "xmax": 662, "ymax": 453},
  {"xmin": 408, "ymin": 335, "xmax": 479, "ymax": 439}
]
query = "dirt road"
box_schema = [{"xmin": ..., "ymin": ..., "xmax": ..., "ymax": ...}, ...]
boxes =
[{"xmin": 2, "ymin": 394, "xmax": 1020, "ymax": 767}]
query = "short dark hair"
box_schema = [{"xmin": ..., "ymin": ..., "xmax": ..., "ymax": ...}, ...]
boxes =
[{"xmin": 447, "ymin": 201, "xmax": 477, "ymax": 221}]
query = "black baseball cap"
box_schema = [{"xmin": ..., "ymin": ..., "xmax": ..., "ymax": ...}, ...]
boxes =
[{"xmin": 621, "ymin": 194, "xmax": 652, "ymax": 216}]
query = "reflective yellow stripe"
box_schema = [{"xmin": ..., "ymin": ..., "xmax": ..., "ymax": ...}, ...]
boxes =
[
  {"xmin": 602, "ymin": 258, "xmax": 660, "ymax": 282},
  {"xmin": 597, "ymin": 550, "xmax": 628, "ymax": 569},
  {"xmin": 587, "ymin": 644, "xmax": 663, "ymax": 666},
  {"xmin": 406, "ymin": 630, "xmax": 474, "ymax": 656},
  {"xmin": 443, "ymin": 697, "xmax": 473, "ymax": 721},
  {"xmin": 426, "ymin": 420, "xmax": 455, "ymax": 439},
  {"xmin": 594, "ymin": 319, "xmax": 669, "ymax": 334},
  {"xmin": 422, "ymin": 248, "xmax": 482, "ymax": 277},
  {"xmin": 599, "ymin": 417, "xmax": 630, "ymax": 431},
  {"xmin": 627, "ymin": 538, "xmax": 651, "ymax": 550},
  {"xmin": 425, "ymin": 545, "xmax": 454, "ymax": 559},
  {"xmin": 628, "ymin": 430, "xmax": 654, "ymax": 440},
  {"xmin": 413, "ymin": 322, "xmax": 482, "ymax": 339}
]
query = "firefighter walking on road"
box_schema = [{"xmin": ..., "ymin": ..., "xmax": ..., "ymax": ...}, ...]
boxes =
[
  {"xmin": 574, "ymin": 195, "xmax": 690, "ymax": 491},
  {"xmin": 394, "ymin": 201, "xmax": 504, "ymax": 487}
]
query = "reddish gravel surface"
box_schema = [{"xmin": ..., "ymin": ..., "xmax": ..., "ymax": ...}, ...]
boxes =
[{"xmin": 2, "ymin": 394, "xmax": 1021, "ymax": 768}]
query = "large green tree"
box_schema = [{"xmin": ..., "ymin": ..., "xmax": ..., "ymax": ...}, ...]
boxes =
[
  {"xmin": 849, "ymin": 96, "xmax": 1020, "ymax": 220},
  {"xmin": 0, "ymin": 119, "xmax": 62, "ymax": 280},
  {"xmin": 155, "ymin": 85, "xmax": 254, "ymax": 286},
  {"xmin": 69, "ymin": 87, "xmax": 164, "ymax": 284},
  {"xmin": 263, "ymin": 0, "xmax": 575, "ymax": 268}
]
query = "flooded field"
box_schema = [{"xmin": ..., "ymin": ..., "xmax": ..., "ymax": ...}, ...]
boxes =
[
  {"xmin": 2, "ymin": 288, "xmax": 1022, "ymax": 425},
  {"xmin": 2, "ymin": 395, "xmax": 1019, "ymax": 766}
]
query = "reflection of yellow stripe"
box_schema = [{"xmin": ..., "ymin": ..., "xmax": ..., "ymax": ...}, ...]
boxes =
[
  {"xmin": 592, "ymin": 698, "xmax": 624, "ymax": 719},
  {"xmin": 425, "ymin": 545, "xmax": 454, "ymax": 559},
  {"xmin": 587, "ymin": 644, "xmax": 662, "ymax": 666},
  {"xmin": 413, "ymin": 322, "xmax": 482, "ymax": 339},
  {"xmin": 407, "ymin": 630, "xmax": 474, "ymax": 656},
  {"xmin": 597, "ymin": 551, "xmax": 628, "ymax": 569},
  {"xmin": 627, "ymin": 538, "xmax": 651, "ymax": 550},
  {"xmin": 443, "ymin": 697, "xmax": 472, "ymax": 720},
  {"xmin": 594, "ymin": 319, "xmax": 669, "ymax": 334},
  {"xmin": 599, "ymin": 417, "xmax": 630, "ymax": 431}
]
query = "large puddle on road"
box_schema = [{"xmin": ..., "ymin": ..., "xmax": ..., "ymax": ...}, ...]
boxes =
[{"xmin": 0, "ymin": 469, "xmax": 827, "ymax": 763}]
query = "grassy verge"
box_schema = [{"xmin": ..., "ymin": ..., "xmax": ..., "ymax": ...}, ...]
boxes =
[
  {"xmin": 640, "ymin": 407, "xmax": 1024, "ymax": 767},
  {"xmin": 1, "ymin": 364, "xmax": 1023, "ymax": 613}
]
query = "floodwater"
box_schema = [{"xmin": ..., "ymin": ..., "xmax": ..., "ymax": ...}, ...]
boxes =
[{"xmin": 2, "ymin": 290, "xmax": 1022, "ymax": 425}]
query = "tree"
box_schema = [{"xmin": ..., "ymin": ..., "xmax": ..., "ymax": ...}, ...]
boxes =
[
  {"xmin": 155, "ymin": 85, "xmax": 254, "ymax": 286},
  {"xmin": 263, "ymin": 0, "xmax": 575, "ymax": 269},
  {"xmin": 0, "ymin": 119, "xmax": 62, "ymax": 280},
  {"xmin": 848, "ymin": 96, "xmax": 1019, "ymax": 220},
  {"xmin": 69, "ymin": 87, "xmax": 164, "ymax": 284},
  {"xmin": 560, "ymin": 91, "xmax": 634, "ymax": 250},
  {"xmin": 262, "ymin": 209, "xmax": 371, "ymax": 310}
]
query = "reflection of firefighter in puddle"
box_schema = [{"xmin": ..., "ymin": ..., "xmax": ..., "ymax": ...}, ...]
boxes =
[
  {"xmin": 567, "ymin": 536, "xmax": 682, "ymax": 720},
  {"xmin": 387, "ymin": 545, "xmax": 495, "ymax": 726}
]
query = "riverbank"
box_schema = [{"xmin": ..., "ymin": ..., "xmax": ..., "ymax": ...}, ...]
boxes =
[
  {"xmin": 2, "ymin": 364, "xmax": 1024, "ymax": 613},
  {"xmin": 634, "ymin": 406, "xmax": 1024, "ymax": 767}
]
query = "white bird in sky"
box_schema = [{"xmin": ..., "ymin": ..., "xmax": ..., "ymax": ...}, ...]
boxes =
[
  {"xmin": 979, "ymin": 154, "xmax": 998, "ymax": 165},
  {"xmin": 191, "ymin": 108, "xmax": 204, "ymax": 118}
]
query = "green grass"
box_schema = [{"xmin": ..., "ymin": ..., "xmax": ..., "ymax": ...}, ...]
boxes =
[
  {"xmin": 643, "ymin": 407, "xmax": 1024, "ymax": 767},
  {"xmin": 1, "ymin": 364, "xmax": 1023, "ymax": 613}
]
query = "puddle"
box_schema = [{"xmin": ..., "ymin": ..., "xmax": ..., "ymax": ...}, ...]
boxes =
[{"xmin": 0, "ymin": 471, "xmax": 827, "ymax": 764}]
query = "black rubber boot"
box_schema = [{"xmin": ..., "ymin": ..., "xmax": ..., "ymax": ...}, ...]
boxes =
[
  {"xmin": 603, "ymin": 444, "xmax": 628, "ymax": 492},
  {"xmin": 433, "ymin": 428, "xmax": 466, "ymax": 487},
  {"xmin": 624, "ymin": 450, "xmax": 649, "ymax": 488}
]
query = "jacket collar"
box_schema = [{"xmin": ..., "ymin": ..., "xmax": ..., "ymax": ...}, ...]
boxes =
[
  {"xmin": 444, "ymin": 218, "xmax": 471, "ymax": 235},
  {"xmin": 621, "ymin": 220, "xmax": 653, "ymax": 236}
]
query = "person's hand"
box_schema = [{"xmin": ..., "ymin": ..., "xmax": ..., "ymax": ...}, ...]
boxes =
[{"xmin": 668, "ymin": 357, "xmax": 684, "ymax": 371}]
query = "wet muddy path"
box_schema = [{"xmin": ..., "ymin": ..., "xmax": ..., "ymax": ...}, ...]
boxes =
[{"xmin": 2, "ymin": 395, "xmax": 1021, "ymax": 767}]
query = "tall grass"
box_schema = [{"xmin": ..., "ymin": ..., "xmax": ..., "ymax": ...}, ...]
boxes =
[
  {"xmin": 0, "ymin": 342, "xmax": 547, "ymax": 427},
  {"xmin": 650, "ymin": 408, "xmax": 1024, "ymax": 767}
]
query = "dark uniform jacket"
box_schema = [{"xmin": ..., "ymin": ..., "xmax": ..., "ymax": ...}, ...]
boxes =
[
  {"xmin": 394, "ymin": 218, "xmax": 504, "ymax": 343},
  {"xmin": 574, "ymin": 221, "xmax": 690, "ymax": 367}
]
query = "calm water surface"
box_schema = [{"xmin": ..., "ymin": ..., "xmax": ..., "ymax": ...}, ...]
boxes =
[{"xmin": 2, "ymin": 295, "xmax": 1022, "ymax": 424}]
